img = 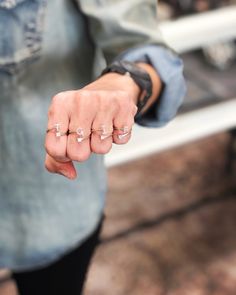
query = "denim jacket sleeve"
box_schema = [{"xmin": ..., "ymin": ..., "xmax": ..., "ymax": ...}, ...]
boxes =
[{"xmin": 77, "ymin": 0, "xmax": 186, "ymax": 127}]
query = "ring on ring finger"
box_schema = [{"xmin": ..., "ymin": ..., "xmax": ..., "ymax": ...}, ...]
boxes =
[{"xmin": 92, "ymin": 125, "xmax": 113, "ymax": 141}]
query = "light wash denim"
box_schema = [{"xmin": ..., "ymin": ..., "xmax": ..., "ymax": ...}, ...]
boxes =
[{"xmin": 0, "ymin": 0, "xmax": 186, "ymax": 271}]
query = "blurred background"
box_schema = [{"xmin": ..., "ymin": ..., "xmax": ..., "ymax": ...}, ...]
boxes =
[{"xmin": 1, "ymin": 1, "xmax": 236, "ymax": 294}]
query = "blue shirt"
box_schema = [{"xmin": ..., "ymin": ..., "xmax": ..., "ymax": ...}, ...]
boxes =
[{"xmin": 0, "ymin": 0, "xmax": 186, "ymax": 271}]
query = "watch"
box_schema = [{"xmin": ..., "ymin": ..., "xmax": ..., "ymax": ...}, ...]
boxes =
[{"xmin": 101, "ymin": 60, "xmax": 153, "ymax": 119}]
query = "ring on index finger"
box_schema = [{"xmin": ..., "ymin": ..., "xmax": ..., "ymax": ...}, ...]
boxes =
[{"xmin": 46, "ymin": 123, "xmax": 68, "ymax": 137}]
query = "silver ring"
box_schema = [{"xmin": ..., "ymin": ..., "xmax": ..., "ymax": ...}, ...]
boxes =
[
  {"xmin": 114, "ymin": 126, "xmax": 132, "ymax": 140},
  {"xmin": 92, "ymin": 125, "xmax": 113, "ymax": 141},
  {"xmin": 46, "ymin": 123, "xmax": 67, "ymax": 137},
  {"xmin": 69, "ymin": 128, "xmax": 91, "ymax": 143}
]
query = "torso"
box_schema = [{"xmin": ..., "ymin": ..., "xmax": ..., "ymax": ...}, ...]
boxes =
[{"xmin": 0, "ymin": 0, "xmax": 107, "ymax": 271}]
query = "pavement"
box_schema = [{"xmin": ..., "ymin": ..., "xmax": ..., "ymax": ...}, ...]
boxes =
[{"xmin": 83, "ymin": 132, "xmax": 236, "ymax": 295}]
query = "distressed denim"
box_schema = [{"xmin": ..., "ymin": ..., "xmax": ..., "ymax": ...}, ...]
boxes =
[{"xmin": 0, "ymin": 0, "xmax": 185, "ymax": 271}]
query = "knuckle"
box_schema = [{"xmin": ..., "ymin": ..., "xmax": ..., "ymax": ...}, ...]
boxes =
[
  {"xmin": 118, "ymin": 90, "xmax": 128, "ymax": 99},
  {"xmin": 120, "ymin": 91, "xmax": 131, "ymax": 103},
  {"xmin": 76, "ymin": 90, "xmax": 91, "ymax": 103},
  {"xmin": 119, "ymin": 103, "xmax": 134, "ymax": 117},
  {"xmin": 76, "ymin": 90, "xmax": 99, "ymax": 109},
  {"xmin": 101, "ymin": 96, "xmax": 110, "ymax": 107},
  {"xmin": 76, "ymin": 90, "xmax": 87, "ymax": 102},
  {"xmin": 52, "ymin": 92, "xmax": 65, "ymax": 104},
  {"xmin": 116, "ymin": 92, "xmax": 134, "ymax": 109},
  {"xmin": 100, "ymin": 96, "xmax": 113, "ymax": 112},
  {"xmin": 115, "ymin": 92, "xmax": 127, "ymax": 105}
]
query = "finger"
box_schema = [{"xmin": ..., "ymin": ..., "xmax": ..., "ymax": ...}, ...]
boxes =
[
  {"xmin": 45, "ymin": 153, "xmax": 77, "ymax": 180},
  {"xmin": 45, "ymin": 92, "xmax": 70, "ymax": 162},
  {"xmin": 113, "ymin": 104, "xmax": 136, "ymax": 145},
  {"xmin": 67, "ymin": 92, "xmax": 95, "ymax": 162},
  {"xmin": 113, "ymin": 125, "xmax": 132, "ymax": 144},
  {"xmin": 91, "ymin": 114, "xmax": 113, "ymax": 155}
]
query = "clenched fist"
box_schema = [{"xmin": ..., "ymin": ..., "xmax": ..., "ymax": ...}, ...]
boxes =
[{"xmin": 44, "ymin": 72, "xmax": 140, "ymax": 179}]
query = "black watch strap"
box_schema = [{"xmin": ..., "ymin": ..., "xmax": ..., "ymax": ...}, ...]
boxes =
[{"xmin": 101, "ymin": 60, "xmax": 153, "ymax": 119}]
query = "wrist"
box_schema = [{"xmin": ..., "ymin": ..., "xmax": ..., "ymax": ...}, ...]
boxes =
[
  {"xmin": 100, "ymin": 61, "xmax": 155, "ymax": 117},
  {"xmin": 96, "ymin": 72, "xmax": 141, "ymax": 104}
]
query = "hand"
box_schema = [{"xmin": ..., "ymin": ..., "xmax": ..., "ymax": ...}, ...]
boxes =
[{"xmin": 44, "ymin": 73, "xmax": 140, "ymax": 179}]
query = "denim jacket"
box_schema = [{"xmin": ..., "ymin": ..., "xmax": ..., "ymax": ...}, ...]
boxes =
[{"xmin": 0, "ymin": 0, "xmax": 186, "ymax": 271}]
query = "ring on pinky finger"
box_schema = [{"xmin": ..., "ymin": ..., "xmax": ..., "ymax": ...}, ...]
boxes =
[{"xmin": 113, "ymin": 126, "xmax": 132, "ymax": 140}]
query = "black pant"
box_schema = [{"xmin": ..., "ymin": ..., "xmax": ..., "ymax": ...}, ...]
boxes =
[{"xmin": 13, "ymin": 218, "xmax": 103, "ymax": 295}]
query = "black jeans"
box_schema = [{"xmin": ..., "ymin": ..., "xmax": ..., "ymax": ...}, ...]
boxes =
[{"xmin": 13, "ymin": 218, "xmax": 103, "ymax": 295}]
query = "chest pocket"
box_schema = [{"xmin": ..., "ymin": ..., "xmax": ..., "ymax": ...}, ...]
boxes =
[{"xmin": 0, "ymin": 0, "xmax": 46, "ymax": 74}]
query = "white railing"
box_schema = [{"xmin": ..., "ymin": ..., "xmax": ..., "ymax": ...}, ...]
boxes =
[
  {"xmin": 105, "ymin": 6, "xmax": 236, "ymax": 167},
  {"xmin": 106, "ymin": 100, "xmax": 236, "ymax": 167},
  {"xmin": 159, "ymin": 6, "xmax": 236, "ymax": 53}
]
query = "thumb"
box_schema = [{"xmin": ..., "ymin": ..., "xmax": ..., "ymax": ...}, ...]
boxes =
[{"xmin": 45, "ymin": 153, "xmax": 77, "ymax": 180}]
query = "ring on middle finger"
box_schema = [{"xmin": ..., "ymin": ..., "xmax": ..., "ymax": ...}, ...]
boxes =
[
  {"xmin": 92, "ymin": 125, "xmax": 113, "ymax": 141},
  {"xmin": 69, "ymin": 127, "xmax": 91, "ymax": 143}
]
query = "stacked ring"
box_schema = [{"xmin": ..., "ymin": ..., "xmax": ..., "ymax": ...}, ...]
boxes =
[{"xmin": 47, "ymin": 124, "xmax": 132, "ymax": 142}]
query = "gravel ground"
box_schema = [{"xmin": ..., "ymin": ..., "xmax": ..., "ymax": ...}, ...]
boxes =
[{"xmin": 0, "ymin": 132, "xmax": 236, "ymax": 295}]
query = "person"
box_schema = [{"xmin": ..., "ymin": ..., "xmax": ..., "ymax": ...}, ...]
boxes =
[{"xmin": 0, "ymin": 0, "xmax": 186, "ymax": 294}]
